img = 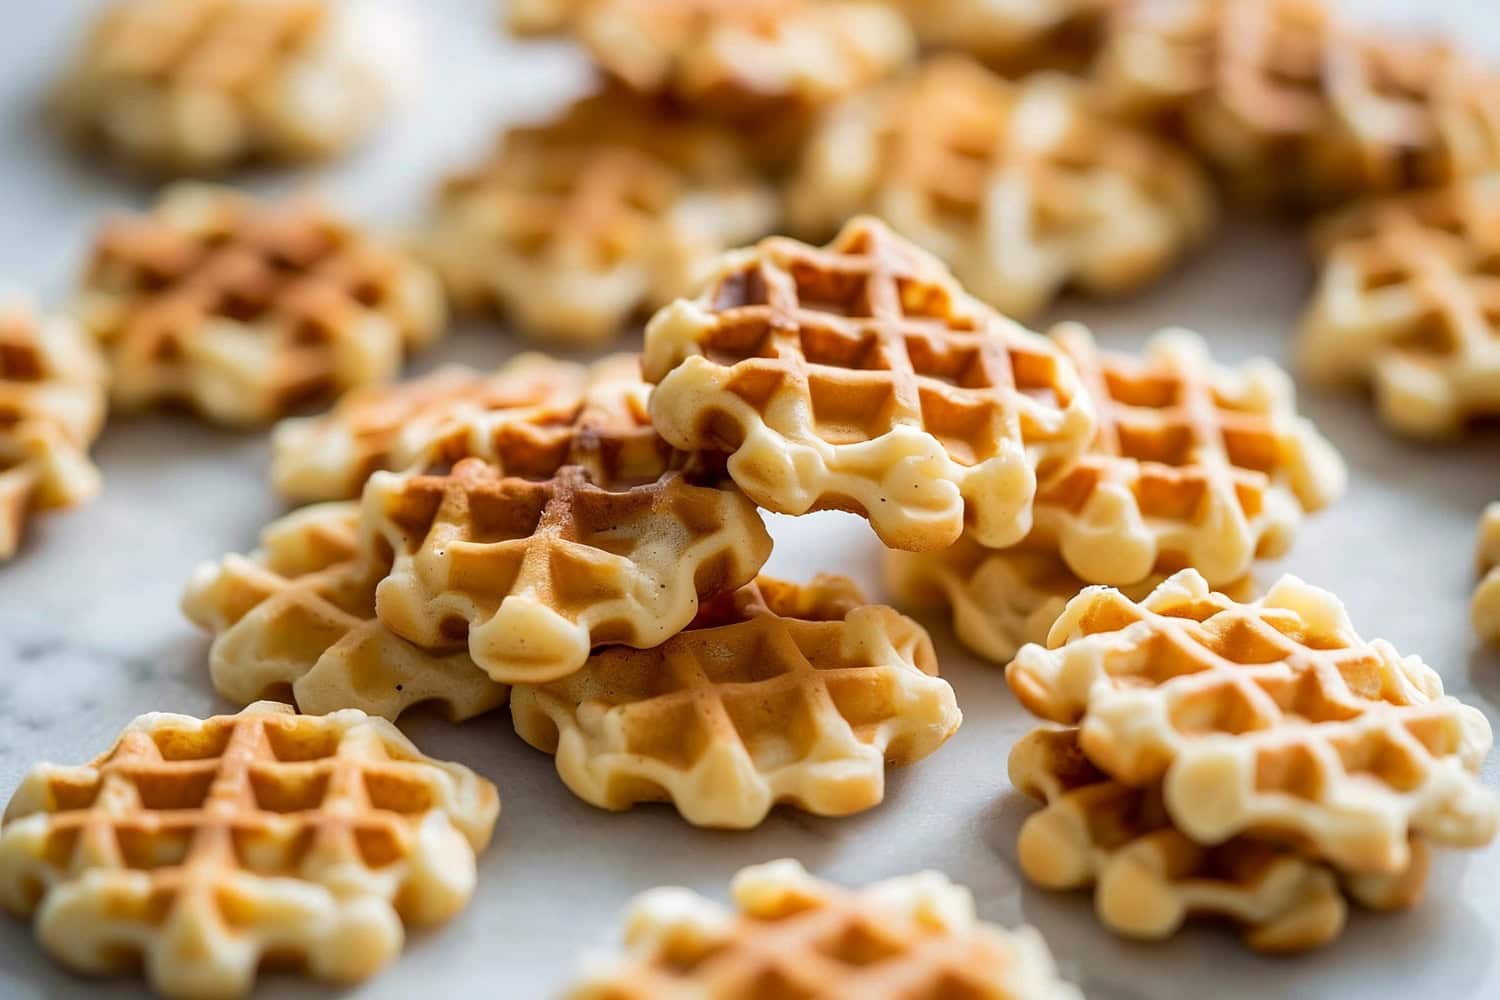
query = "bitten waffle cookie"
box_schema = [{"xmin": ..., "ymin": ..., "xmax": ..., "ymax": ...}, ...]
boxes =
[
  {"xmin": 75, "ymin": 184, "xmax": 446, "ymax": 426},
  {"xmin": 1300, "ymin": 176, "xmax": 1500, "ymax": 437},
  {"xmin": 182, "ymin": 502, "xmax": 507, "ymax": 722},
  {"xmin": 1096, "ymin": 0, "xmax": 1500, "ymax": 207},
  {"xmin": 1009, "ymin": 727, "xmax": 1427, "ymax": 952},
  {"xmin": 1031, "ymin": 323, "xmax": 1344, "ymax": 587},
  {"xmin": 362, "ymin": 355, "xmax": 772, "ymax": 684},
  {"xmin": 643, "ymin": 217, "xmax": 1096, "ymax": 552},
  {"xmin": 1476, "ymin": 503, "xmax": 1500, "ymax": 644},
  {"xmin": 52, "ymin": 0, "xmax": 416, "ymax": 174},
  {"xmin": 0, "ymin": 701, "xmax": 498, "ymax": 1000},
  {"xmin": 0, "ymin": 295, "xmax": 107, "ymax": 560},
  {"xmin": 887, "ymin": 0, "xmax": 1116, "ymax": 73},
  {"xmin": 426, "ymin": 92, "xmax": 779, "ymax": 345},
  {"xmin": 789, "ymin": 57, "xmax": 1212, "ymax": 319},
  {"xmin": 564, "ymin": 858, "xmax": 1081, "ymax": 999},
  {"xmin": 568, "ymin": 0, "xmax": 914, "ymax": 114},
  {"xmin": 511, "ymin": 575, "xmax": 960, "ymax": 828},
  {"xmin": 1007, "ymin": 570, "xmax": 1499, "ymax": 874}
]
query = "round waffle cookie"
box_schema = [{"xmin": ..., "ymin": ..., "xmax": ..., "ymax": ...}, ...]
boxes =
[
  {"xmin": 75, "ymin": 184, "xmax": 446, "ymax": 426},
  {"xmin": 511, "ymin": 575, "xmax": 961, "ymax": 828},
  {"xmin": 182, "ymin": 502, "xmax": 507, "ymax": 722},
  {"xmin": 0, "ymin": 294, "xmax": 107, "ymax": 561},
  {"xmin": 789, "ymin": 57, "xmax": 1213, "ymax": 320},
  {"xmin": 1008, "ymin": 727, "xmax": 1428, "ymax": 953},
  {"xmin": 564, "ymin": 858, "xmax": 1082, "ymax": 999},
  {"xmin": 1006, "ymin": 570, "xmax": 1499, "ymax": 874},
  {"xmin": 360, "ymin": 355, "xmax": 773, "ymax": 685},
  {"xmin": 1476, "ymin": 503, "xmax": 1500, "ymax": 644},
  {"xmin": 643, "ymin": 216, "xmax": 1096, "ymax": 552},
  {"xmin": 0, "ymin": 701, "xmax": 498, "ymax": 1000},
  {"xmin": 51, "ymin": 0, "xmax": 416, "ymax": 173},
  {"xmin": 425, "ymin": 91, "xmax": 779, "ymax": 345}
]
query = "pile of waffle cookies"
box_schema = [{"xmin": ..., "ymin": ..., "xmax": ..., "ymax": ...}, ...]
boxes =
[{"xmin": 1, "ymin": 0, "xmax": 1498, "ymax": 998}]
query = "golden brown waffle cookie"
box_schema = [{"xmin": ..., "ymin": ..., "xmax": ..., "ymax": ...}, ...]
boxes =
[
  {"xmin": 643, "ymin": 217, "xmax": 1096, "ymax": 552},
  {"xmin": 884, "ymin": 535, "xmax": 1253, "ymax": 664},
  {"xmin": 564, "ymin": 858, "xmax": 1082, "ymax": 999},
  {"xmin": 1096, "ymin": 0, "xmax": 1500, "ymax": 207},
  {"xmin": 570, "ymin": 0, "xmax": 914, "ymax": 114},
  {"xmin": 0, "ymin": 295, "xmax": 107, "ymax": 561},
  {"xmin": 511, "ymin": 575, "xmax": 960, "ymax": 828},
  {"xmin": 183, "ymin": 502, "xmax": 507, "ymax": 721},
  {"xmin": 0, "ymin": 701, "xmax": 498, "ymax": 1000},
  {"xmin": 1300, "ymin": 176, "xmax": 1500, "ymax": 438},
  {"xmin": 888, "ymin": 0, "xmax": 1116, "ymax": 73},
  {"xmin": 362, "ymin": 355, "xmax": 772, "ymax": 684},
  {"xmin": 75, "ymin": 184, "xmax": 445, "ymax": 427},
  {"xmin": 1006, "ymin": 570, "xmax": 1499, "ymax": 873},
  {"xmin": 507, "ymin": 0, "xmax": 582, "ymax": 34},
  {"xmin": 789, "ymin": 57, "xmax": 1212, "ymax": 319},
  {"xmin": 272, "ymin": 354, "xmax": 590, "ymax": 502},
  {"xmin": 51, "ymin": 0, "xmax": 415, "ymax": 173},
  {"xmin": 1009, "ymin": 727, "xmax": 1428, "ymax": 953},
  {"xmin": 426, "ymin": 92, "xmax": 778, "ymax": 345},
  {"xmin": 1030, "ymin": 323, "xmax": 1344, "ymax": 587},
  {"xmin": 1476, "ymin": 503, "xmax": 1500, "ymax": 644}
]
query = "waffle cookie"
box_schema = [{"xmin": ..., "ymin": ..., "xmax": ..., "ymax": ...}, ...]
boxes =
[
  {"xmin": 183, "ymin": 502, "xmax": 507, "ymax": 722},
  {"xmin": 1095, "ymin": 0, "xmax": 1500, "ymax": 207},
  {"xmin": 363, "ymin": 357, "xmax": 772, "ymax": 684},
  {"xmin": 789, "ymin": 57, "xmax": 1212, "ymax": 319},
  {"xmin": 569, "ymin": 0, "xmax": 914, "ymax": 115},
  {"xmin": 1030, "ymin": 323, "xmax": 1344, "ymax": 587},
  {"xmin": 886, "ymin": 0, "xmax": 1116, "ymax": 73},
  {"xmin": 75, "ymin": 184, "xmax": 446, "ymax": 426},
  {"xmin": 1477, "ymin": 503, "xmax": 1500, "ymax": 644},
  {"xmin": 643, "ymin": 217, "xmax": 1096, "ymax": 552},
  {"xmin": 1006, "ymin": 570, "xmax": 1498, "ymax": 874},
  {"xmin": 51, "ymin": 0, "xmax": 416, "ymax": 174},
  {"xmin": 0, "ymin": 701, "xmax": 498, "ymax": 1000},
  {"xmin": 564, "ymin": 858, "xmax": 1081, "ymax": 999},
  {"xmin": 426, "ymin": 92, "xmax": 779, "ymax": 345},
  {"xmin": 0, "ymin": 295, "xmax": 107, "ymax": 561},
  {"xmin": 272, "ymin": 354, "xmax": 591, "ymax": 502},
  {"xmin": 1010, "ymin": 727, "xmax": 1428, "ymax": 952},
  {"xmin": 511, "ymin": 575, "xmax": 960, "ymax": 828},
  {"xmin": 507, "ymin": 0, "xmax": 580, "ymax": 34},
  {"xmin": 885, "ymin": 536, "xmax": 1253, "ymax": 665},
  {"xmin": 1300, "ymin": 176, "xmax": 1500, "ymax": 438}
]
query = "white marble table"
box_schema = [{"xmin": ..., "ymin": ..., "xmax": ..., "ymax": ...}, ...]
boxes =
[{"xmin": 1, "ymin": 1, "xmax": 1498, "ymax": 997}]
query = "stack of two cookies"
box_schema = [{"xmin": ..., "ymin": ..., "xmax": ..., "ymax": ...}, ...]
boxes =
[{"xmin": 184, "ymin": 333, "xmax": 966, "ymax": 832}]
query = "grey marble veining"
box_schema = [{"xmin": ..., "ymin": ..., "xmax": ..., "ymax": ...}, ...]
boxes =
[{"xmin": 1, "ymin": 1, "xmax": 1499, "ymax": 998}]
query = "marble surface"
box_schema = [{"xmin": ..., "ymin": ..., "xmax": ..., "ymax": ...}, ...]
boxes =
[{"xmin": 2, "ymin": 1, "xmax": 1499, "ymax": 997}]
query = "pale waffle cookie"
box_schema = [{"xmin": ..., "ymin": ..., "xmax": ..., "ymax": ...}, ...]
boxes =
[
  {"xmin": 0, "ymin": 701, "xmax": 498, "ymax": 1000},
  {"xmin": 75, "ymin": 184, "xmax": 446, "ymax": 427},
  {"xmin": 884, "ymin": 534, "xmax": 1253, "ymax": 664},
  {"xmin": 564, "ymin": 858, "xmax": 1082, "ymax": 999},
  {"xmin": 1095, "ymin": 0, "xmax": 1500, "ymax": 207},
  {"xmin": 0, "ymin": 295, "xmax": 108, "ymax": 561},
  {"xmin": 51, "ymin": 0, "xmax": 416, "ymax": 174},
  {"xmin": 570, "ymin": 0, "xmax": 914, "ymax": 114},
  {"xmin": 1300, "ymin": 175, "xmax": 1500, "ymax": 438},
  {"xmin": 789, "ymin": 57, "xmax": 1213, "ymax": 321},
  {"xmin": 272, "ymin": 354, "xmax": 589, "ymax": 502},
  {"xmin": 426, "ymin": 92, "xmax": 778, "ymax": 345},
  {"xmin": 642, "ymin": 217, "xmax": 1096, "ymax": 552},
  {"xmin": 1029, "ymin": 323, "xmax": 1345, "ymax": 588},
  {"xmin": 1009, "ymin": 727, "xmax": 1428, "ymax": 953},
  {"xmin": 511, "ymin": 575, "xmax": 960, "ymax": 828},
  {"xmin": 887, "ymin": 0, "xmax": 1117, "ymax": 73},
  {"xmin": 1476, "ymin": 503, "xmax": 1500, "ymax": 644},
  {"xmin": 182, "ymin": 502, "xmax": 507, "ymax": 722},
  {"xmin": 1006, "ymin": 570, "xmax": 1499, "ymax": 874},
  {"xmin": 362, "ymin": 357, "xmax": 772, "ymax": 684}
]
